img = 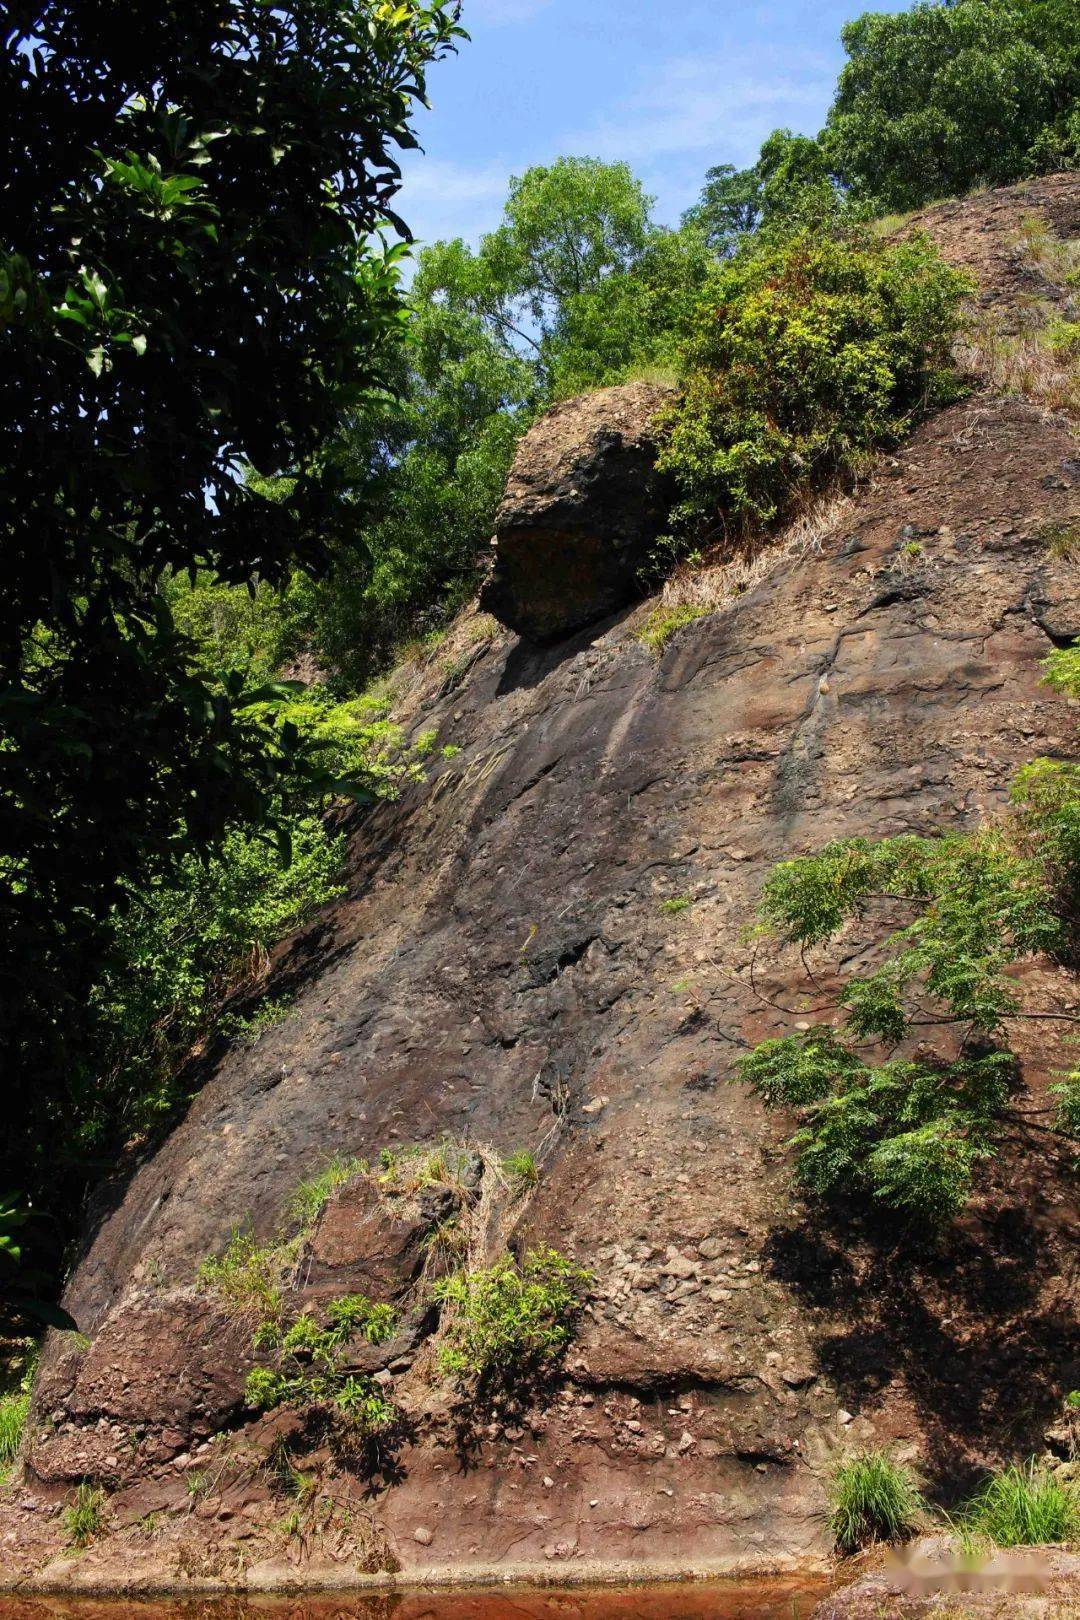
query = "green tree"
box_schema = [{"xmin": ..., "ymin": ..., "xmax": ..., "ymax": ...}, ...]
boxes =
[
  {"xmin": 303, "ymin": 158, "xmax": 684, "ymax": 677},
  {"xmin": 825, "ymin": 0, "xmax": 1080, "ymax": 211},
  {"xmin": 0, "ymin": 0, "xmax": 461, "ymax": 1304},
  {"xmin": 544, "ymin": 224, "xmax": 712, "ymax": 398},
  {"xmin": 417, "ymin": 156, "xmax": 656, "ymax": 384},
  {"xmin": 736, "ymin": 644, "xmax": 1080, "ymax": 1224},
  {"xmin": 684, "ymin": 130, "xmax": 838, "ymax": 249}
]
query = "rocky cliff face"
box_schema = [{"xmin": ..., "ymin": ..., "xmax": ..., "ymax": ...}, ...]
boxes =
[{"xmin": 3, "ymin": 176, "xmax": 1079, "ymax": 1594}]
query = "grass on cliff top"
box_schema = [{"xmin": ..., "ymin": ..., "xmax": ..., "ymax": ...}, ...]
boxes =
[{"xmin": 829, "ymin": 1450, "xmax": 926, "ymax": 1554}]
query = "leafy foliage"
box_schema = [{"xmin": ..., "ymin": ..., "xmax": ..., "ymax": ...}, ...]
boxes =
[
  {"xmin": 683, "ymin": 129, "xmax": 840, "ymax": 249},
  {"xmin": 201, "ymin": 1167, "xmax": 401, "ymax": 1462},
  {"xmin": 659, "ymin": 227, "xmax": 969, "ymax": 540},
  {"xmin": 434, "ymin": 1248, "xmax": 590, "ymax": 1387},
  {"xmin": 90, "ymin": 819, "xmax": 347, "ymax": 1142},
  {"xmin": 245, "ymin": 1295, "xmax": 400, "ymax": 1443},
  {"xmin": 323, "ymin": 157, "xmax": 711, "ymax": 657},
  {"xmin": 737, "ymin": 644, "xmax": 1080, "ymax": 1223},
  {"xmin": 829, "ymin": 1450, "xmax": 925, "ymax": 1554},
  {"xmin": 824, "ymin": 0, "xmax": 1080, "ymax": 210},
  {"xmin": 0, "ymin": 0, "xmax": 461, "ymax": 1313},
  {"xmin": 242, "ymin": 1287, "xmax": 402, "ymax": 1470}
]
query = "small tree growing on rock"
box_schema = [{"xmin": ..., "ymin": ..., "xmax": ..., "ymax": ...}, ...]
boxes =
[{"xmin": 735, "ymin": 643, "xmax": 1080, "ymax": 1224}]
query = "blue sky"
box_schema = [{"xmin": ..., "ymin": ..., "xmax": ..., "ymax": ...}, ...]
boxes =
[{"xmin": 397, "ymin": 0, "xmax": 908, "ymax": 251}]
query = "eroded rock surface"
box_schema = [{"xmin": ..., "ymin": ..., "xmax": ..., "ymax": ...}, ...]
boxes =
[
  {"xmin": 3, "ymin": 177, "xmax": 1079, "ymax": 1593},
  {"xmin": 480, "ymin": 379, "xmax": 675, "ymax": 640}
]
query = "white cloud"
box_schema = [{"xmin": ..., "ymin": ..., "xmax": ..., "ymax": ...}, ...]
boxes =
[
  {"xmin": 571, "ymin": 43, "xmax": 836, "ymax": 174},
  {"xmin": 395, "ymin": 155, "xmax": 510, "ymax": 251}
]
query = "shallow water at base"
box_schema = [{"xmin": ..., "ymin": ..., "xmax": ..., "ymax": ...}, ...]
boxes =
[{"xmin": 0, "ymin": 1580, "xmax": 830, "ymax": 1620}]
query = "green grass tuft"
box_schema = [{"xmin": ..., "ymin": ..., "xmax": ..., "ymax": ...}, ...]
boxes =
[
  {"xmin": 1040, "ymin": 521, "xmax": 1079, "ymax": 563},
  {"xmin": 829, "ymin": 1450, "xmax": 925, "ymax": 1554},
  {"xmin": 0, "ymin": 1389, "xmax": 29, "ymax": 1479},
  {"xmin": 962, "ymin": 1461, "xmax": 1080, "ymax": 1548},
  {"xmin": 63, "ymin": 1483, "xmax": 106, "ymax": 1549},
  {"xmin": 639, "ymin": 601, "xmax": 711, "ymax": 655},
  {"xmin": 286, "ymin": 1154, "xmax": 365, "ymax": 1230},
  {"xmin": 503, "ymin": 1149, "xmax": 539, "ymax": 1189},
  {"xmin": 198, "ymin": 1226, "xmax": 293, "ymax": 1324}
]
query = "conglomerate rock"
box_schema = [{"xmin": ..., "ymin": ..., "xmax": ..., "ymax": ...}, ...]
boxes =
[{"xmin": 480, "ymin": 379, "xmax": 676, "ymax": 640}]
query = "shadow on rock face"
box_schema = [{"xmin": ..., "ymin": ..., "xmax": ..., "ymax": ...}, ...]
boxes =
[
  {"xmin": 764, "ymin": 1189, "xmax": 1080, "ymax": 1500},
  {"xmin": 494, "ymin": 603, "xmax": 636, "ymax": 696}
]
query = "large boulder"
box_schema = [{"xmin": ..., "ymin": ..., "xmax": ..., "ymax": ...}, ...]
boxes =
[{"xmin": 481, "ymin": 379, "xmax": 676, "ymax": 640}]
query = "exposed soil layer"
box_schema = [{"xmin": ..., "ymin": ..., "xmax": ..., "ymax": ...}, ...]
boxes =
[{"xmin": 2, "ymin": 176, "xmax": 1078, "ymax": 1595}]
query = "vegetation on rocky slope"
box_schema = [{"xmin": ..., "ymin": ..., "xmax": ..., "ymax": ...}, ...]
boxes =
[
  {"xmin": 829, "ymin": 1451, "xmax": 926, "ymax": 1554},
  {"xmin": 1, "ymin": 25, "xmax": 1079, "ymax": 1573},
  {"xmin": 0, "ymin": 0, "xmax": 465, "ymax": 1324},
  {"xmin": 738, "ymin": 644, "xmax": 1080, "ymax": 1223}
]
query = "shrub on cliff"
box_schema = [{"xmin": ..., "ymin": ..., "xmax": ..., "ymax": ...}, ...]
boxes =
[
  {"xmin": 244, "ymin": 1297, "xmax": 400, "ymax": 1451},
  {"xmin": 736, "ymin": 642, "xmax": 1080, "ymax": 1223},
  {"xmin": 434, "ymin": 1248, "xmax": 591, "ymax": 1388},
  {"xmin": 659, "ymin": 227, "xmax": 970, "ymax": 543}
]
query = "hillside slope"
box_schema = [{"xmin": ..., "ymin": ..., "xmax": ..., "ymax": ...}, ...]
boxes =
[{"xmin": 3, "ymin": 175, "xmax": 1079, "ymax": 1593}]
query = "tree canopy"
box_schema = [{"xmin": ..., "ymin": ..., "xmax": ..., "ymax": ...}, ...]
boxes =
[
  {"xmin": 825, "ymin": 0, "xmax": 1080, "ymax": 209},
  {"xmin": 682, "ymin": 1, "xmax": 1080, "ymax": 229},
  {"xmin": 0, "ymin": 0, "xmax": 461, "ymax": 1312}
]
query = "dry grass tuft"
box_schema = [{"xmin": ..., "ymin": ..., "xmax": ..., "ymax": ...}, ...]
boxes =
[
  {"xmin": 955, "ymin": 218, "xmax": 1080, "ymax": 418},
  {"xmin": 639, "ymin": 484, "xmax": 859, "ymax": 655},
  {"xmin": 1040, "ymin": 521, "xmax": 1080, "ymax": 562},
  {"xmin": 1015, "ymin": 213, "xmax": 1080, "ymax": 287},
  {"xmin": 958, "ymin": 316, "xmax": 1080, "ymax": 418}
]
